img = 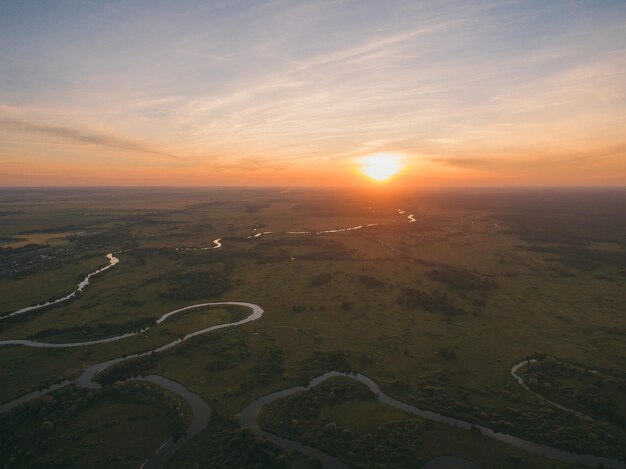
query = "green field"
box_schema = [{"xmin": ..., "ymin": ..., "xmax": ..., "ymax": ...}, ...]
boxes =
[{"xmin": 0, "ymin": 187, "xmax": 624, "ymax": 468}]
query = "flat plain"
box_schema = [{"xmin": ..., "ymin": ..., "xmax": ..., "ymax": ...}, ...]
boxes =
[{"xmin": 0, "ymin": 187, "xmax": 624, "ymax": 468}]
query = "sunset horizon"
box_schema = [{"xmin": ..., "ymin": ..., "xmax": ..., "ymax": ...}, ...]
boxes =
[{"xmin": 1, "ymin": 1, "xmax": 625, "ymax": 187}]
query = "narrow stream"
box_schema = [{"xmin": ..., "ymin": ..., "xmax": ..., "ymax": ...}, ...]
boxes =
[
  {"xmin": 0, "ymin": 253, "xmax": 119, "ymax": 321},
  {"xmin": 511, "ymin": 359, "xmax": 596, "ymax": 421}
]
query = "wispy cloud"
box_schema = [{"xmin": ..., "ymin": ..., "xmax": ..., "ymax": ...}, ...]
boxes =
[
  {"xmin": 0, "ymin": 118, "xmax": 183, "ymax": 161},
  {"xmin": 0, "ymin": 0, "xmax": 625, "ymax": 185}
]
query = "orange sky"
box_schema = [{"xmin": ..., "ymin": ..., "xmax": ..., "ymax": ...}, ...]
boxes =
[{"xmin": 1, "ymin": 1, "xmax": 625, "ymax": 187}]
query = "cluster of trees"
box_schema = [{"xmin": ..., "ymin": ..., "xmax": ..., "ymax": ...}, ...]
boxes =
[
  {"xmin": 180, "ymin": 412, "xmax": 294, "ymax": 469},
  {"xmin": 426, "ymin": 268, "xmax": 498, "ymax": 291},
  {"xmin": 259, "ymin": 377, "xmax": 430, "ymax": 468},
  {"xmin": 0, "ymin": 381, "xmax": 190, "ymax": 468},
  {"xmin": 237, "ymin": 347, "xmax": 285, "ymax": 394},
  {"xmin": 100, "ymin": 329, "xmax": 252, "ymax": 386},
  {"xmin": 412, "ymin": 371, "xmax": 626, "ymax": 460},
  {"xmin": 199, "ymin": 426, "xmax": 292, "ymax": 468},
  {"xmin": 261, "ymin": 377, "xmax": 375, "ymax": 425},
  {"xmin": 205, "ymin": 335, "xmax": 250, "ymax": 372},
  {"xmin": 438, "ymin": 347, "xmax": 456, "ymax": 360},
  {"xmin": 397, "ymin": 287, "xmax": 465, "ymax": 317},
  {"xmin": 97, "ymin": 354, "xmax": 158, "ymax": 386},
  {"xmin": 523, "ymin": 359, "xmax": 626, "ymax": 428}
]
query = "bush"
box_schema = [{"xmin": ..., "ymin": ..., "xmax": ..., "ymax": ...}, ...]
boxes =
[{"xmin": 438, "ymin": 348, "xmax": 456, "ymax": 360}]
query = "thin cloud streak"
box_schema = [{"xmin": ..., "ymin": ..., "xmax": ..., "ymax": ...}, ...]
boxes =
[{"xmin": 0, "ymin": 118, "xmax": 183, "ymax": 161}]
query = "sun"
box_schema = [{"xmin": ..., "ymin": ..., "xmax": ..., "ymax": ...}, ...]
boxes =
[{"xmin": 360, "ymin": 153, "xmax": 403, "ymax": 182}]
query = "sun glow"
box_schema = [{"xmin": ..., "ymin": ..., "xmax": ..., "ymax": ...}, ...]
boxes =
[{"xmin": 360, "ymin": 153, "xmax": 403, "ymax": 182}]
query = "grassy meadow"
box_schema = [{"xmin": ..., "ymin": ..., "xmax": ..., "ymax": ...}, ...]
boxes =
[{"xmin": 0, "ymin": 187, "xmax": 624, "ymax": 468}]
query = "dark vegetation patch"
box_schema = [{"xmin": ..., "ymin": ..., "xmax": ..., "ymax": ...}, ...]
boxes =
[
  {"xmin": 422, "ymin": 188, "xmax": 626, "ymax": 245},
  {"xmin": 426, "ymin": 268, "xmax": 498, "ymax": 290},
  {"xmin": 413, "ymin": 371, "xmax": 626, "ymax": 460},
  {"xmin": 300, "ymin": 351, "xmax": 354, "ymax": 376},
  {"xmin": 99, "ymin": 326, "xmax": 251, "ymax": 386},
  {"xmin": 198, "ymin": 426, "xmax": 292, "ymax": 468},
  {"xmin": 158, "ymin": 270, "xmax": 232, "ymax": 300},
  {"xmin": 245, "ymin": 203, "xmax": 269, "ymax": 213},
  {"xmin": 69, "ymin": 224, "xmax": 135, "ymax": 251},
  {"xmin": 0, "ymin": 381, "xmax": 189, "ymax": 468},
  {"xmin": 97, "ymin": 354, "xmax": 159, "ymax": 386},
  {"xmin": 397, "ymin": 288, "xmax": 465, "ymax": 317},
  {"xmin": 309, "ymin": 273, "xmax": 332, "ymax": 287},
  {"xmin": 0, "ymin": 243, "xmax": 57, "ymax": 281},
  {"xmin": 204, "ymin": 335, "xmax": 250, "ymax": 372},
  {"xmin": 174, "ymin": 415, "xmax": 293, "ymax": 469},
  {"xmin": 522, "ymin": 244, "xmax": 626, "ymax": 271},
  {"xmin": 0, "ymin": 243, "xmax": 47, "ymax": 255},
  {"xmin": 0, "ymin": 210, "xmax": 24, "ymax": 217},
  {"xmin": 353, "ymin": 274, "xmax": 387, "ymax": 288},
  {"xmin": 26, "ymin": 316, "xmax": 156, "ymax": 341},
  {"xmin": 501, "ymin": 209, "xmax": 626, "ymax": 245},
  {"xmin": 438, "ymin": 347, "xmax": 456, "ymax": 360},
  {"xmin": 238, "ymin": 347, "xmax": 286, "ymax": 394},
  {"xmin": 259, "ymin": 377, "xmax": 429, "ymax": 469},
  {"xmin": 521, "ymin": 358, "xmax": 626, "ymax": 428}
]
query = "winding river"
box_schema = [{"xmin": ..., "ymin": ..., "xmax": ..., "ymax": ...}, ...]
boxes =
[
  {"xmin": 239, "ymin": 371, "xmax": 625, "ymax": 469},
  {"xmin": 1, "ymin": 215, "xmax": 625, "ymax": 468},
  {"xmin": 0, "ymin": 298, "xmax": 264, "ymax": 469},
  {"xmin": 0, "ymin": 253, "xmax": 119, "ymax": 321},
  {"xmin": 249, "ymin": 209, "xmax": 415, "ymax": 239},
  {"xmin": 511, "ymin": 359, "xmax": 601, "ymax": 422}
]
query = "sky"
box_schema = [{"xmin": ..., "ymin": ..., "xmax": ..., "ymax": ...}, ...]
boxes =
[{"xmin": 0, "ymin": 0, "xmax": 625, "ymax": 187}]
